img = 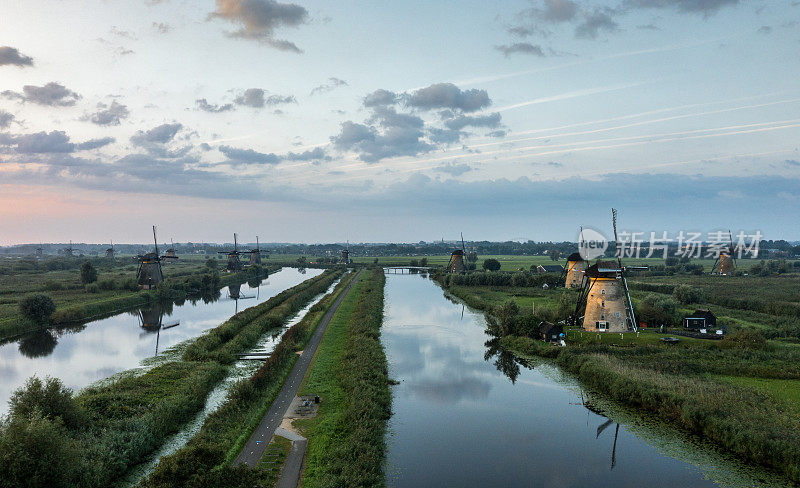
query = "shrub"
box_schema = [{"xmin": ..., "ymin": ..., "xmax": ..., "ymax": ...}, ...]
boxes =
[
  {"xmin": 80, "ymin": 261, "xmax": 98, "ymax": 285},
  {"xmin": 44, "ymin": 280, "xmax": 63, "ymax": 291},
  {"xmin": 98, "ymin": 279, "xmax": 115, "ymax": 291},
  {"xmin": 85, "ymin": 283, "xmax": 99, "ymax": 294},
  {"xmin": 8, "ymin": 376, "xmax": 85, "ymax": 430},
  {"xmin": 18, "ymin": 293, "xmax": 56, "ymax": 324},
  {"xmin": 482, "ymin": 259, "xmax": 501, "ymax": 271},
  {"xmin": 673, "ymin": 284, "xmax": 703, "ymax": 304}
]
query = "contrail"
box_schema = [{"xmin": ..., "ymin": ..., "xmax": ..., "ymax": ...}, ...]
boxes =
[{"xmin": 495, "ymin": 82, "xmax": 647, "ymax": 112}]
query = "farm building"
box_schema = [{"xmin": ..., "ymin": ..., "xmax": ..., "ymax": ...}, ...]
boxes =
[
  {"xmin": 538, "ymin": 321, "xmax": 563, "ymax": 342},
  {"xmin": 683, "ymin": 310, "xmax": 717, "ymax": 330},
  {"xmin": 537, "ymin": 264, "xmax": 564, "ymax": 274}
]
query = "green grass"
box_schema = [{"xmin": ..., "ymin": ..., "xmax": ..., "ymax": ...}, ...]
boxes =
[
  {"xmin": 716, "ymin": 375, "xmax": 800, "ymax": 415},
  {"xmin": 255, "ymin": 435, "xmax": 292, "ymax": 486}
]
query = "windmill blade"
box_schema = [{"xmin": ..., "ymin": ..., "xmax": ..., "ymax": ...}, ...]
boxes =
[
  {"xmin": 729, "ymin": 229, "xmax": 737, "ymax": 264},
  {"xmin": 461, "ymin": 232, "xmax": 465, "ymax": 253},
  {"xmin": 596, "ymin": 418, "xmax": 614, "ymax": 438},
  {"xmin": 256, "ymin": 235, "xmax": 259, "ymax": 251},
  {"xmin": 152, "ymin": 226, "xmax": 159, "ymax": 256},
  {"xmin": 611, "ymin": 208, "xmax": 622, "ymax": 268},
  {"xmin": 233, "ymin": 233, "xmax": 238, "ymax": 252}
]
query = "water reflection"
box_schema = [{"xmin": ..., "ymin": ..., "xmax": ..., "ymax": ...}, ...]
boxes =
[
  {"xmin": 383, "ymin": 272, "xmax": 786, "ymax": 488},
  {"xmin": 0, "ymin": 267, "xmax": 324, "ymax": 415}
]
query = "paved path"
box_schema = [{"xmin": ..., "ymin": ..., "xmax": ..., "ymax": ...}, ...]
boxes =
[
  {"xmin": 275, "ymin": 439, "xmax": 307, "ymax": 488},
  {"xmin": 233, "ymin": 269, "xmax": 363, "ymax": 467}
]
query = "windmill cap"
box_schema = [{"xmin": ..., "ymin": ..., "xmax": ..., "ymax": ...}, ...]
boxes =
[{"xmin": 567, "ymin": 252, "xmax": 585, "ymax": 262}]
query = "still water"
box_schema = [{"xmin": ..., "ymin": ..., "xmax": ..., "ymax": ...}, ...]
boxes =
[
  {"xmin": 0, "ymin": 267, "xmax": 323, "ymax": 415},
  {"xmin": 382, "ymin": 272, "xmax": 788, "ymax": 488}
]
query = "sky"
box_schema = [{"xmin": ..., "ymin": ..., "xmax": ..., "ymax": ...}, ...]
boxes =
[{"xmin": 1, "ymin": 0, "xmax": 799, "ymax": 245}]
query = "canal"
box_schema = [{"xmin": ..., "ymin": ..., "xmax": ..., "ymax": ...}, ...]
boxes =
[
  {"xmin": 0, "ymin": 267, "xmax": 323, "ymax": 415},
  {"xmin": 382, "ymin": 271, "xmax": 789, "ymax": 488}
]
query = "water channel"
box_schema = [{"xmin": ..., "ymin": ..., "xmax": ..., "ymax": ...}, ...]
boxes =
[
  {"xmin": 0, "ymin": 267, "xmax": 323, "ymax": 415},
  {"xmin": 382, "ymin": 271, "xmax": 789, "ymax": 488}
]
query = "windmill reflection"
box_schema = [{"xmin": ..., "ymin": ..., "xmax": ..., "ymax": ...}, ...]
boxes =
[
  {"xmin": 574, "ymin": 391, "xmax": 622, "ymax": 471},
  {"xmin": 138, "ymin": 303, "xmax": 180, "ymax": 356},
  {"xmin": 227, "ymin": 283, "xmax": 255, "ymax": 313}
]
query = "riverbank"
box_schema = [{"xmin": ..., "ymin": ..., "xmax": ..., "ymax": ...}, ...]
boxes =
[
  {"xmin": 0, "ymin": 268, "xmax": 343, "ymax": 488},
  {"xmin": 139, "ymin": 269, "xmax": 360, "ymax": 487},
  {"xmin": 438, "ymin": 276, "xmax": 800, "ymax": 483},
  {"xmin": 296, "ymin": 267, "xmax": 390, "ymax": 487},
  {"xmin": 0, "ymin": 263, "xmax": 283, "ymax": 341}
]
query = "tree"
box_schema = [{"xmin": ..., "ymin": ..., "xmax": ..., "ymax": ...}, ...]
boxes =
[
  {"xmin": 205, "ymin": 258, "xmax": 217, "ymax": 270},
  {"xmin": 673, "ymin": 284, "xmax": 703, "ymax": 304},
  {"xmin": 18, "ymin": 294, "xmax": 56, "ymax": 324},
  {"xmin": 548, "ymin": 249, "xmax": 561, "ymax": 261},
  {"xmin": 466, "ymin": 251, "xmax": 478, "ymax": 263},
  {"xmin": 420, "ymin": 257, "xmax": 428, "ymax": 266},
  {"xmin": 482, "ymin": 259, "xmax": 501, "ymax": 271},
  {"xmin": 8, "ymin": 377, "xmax": 85, "ymax": 430},
  {"xmin": 80, "ymin": 261, "xmax": 97, "ymax": 285}
]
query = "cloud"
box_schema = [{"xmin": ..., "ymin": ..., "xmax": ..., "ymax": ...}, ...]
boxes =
[
  {"xmin": 331, "ymin": 119, "xmax": 434, "ymax": 163},
  {"xmin": 0, "ymin": 46, "xmax": 34, "ymax": 67},
  {"xmin": 406, "ymin": 83, "xmax": 491, "ymax": 113},
  {"xmin": 218, "ymin": 144, "xmax": 329, "ymax": 165},
  {"xmin": 82, "ymin": 101, "xmax": 130, "ymax": 126},
  {"xmin": 757, "ymin": 25, "xmax": 772, "ymax": 34},
  {"xmin": 196, "ymin": 98, "xmax": 235, "ymax": 113},
  {"xmin": 0, "ymin": 130, "xmax": 114, "ymax": 153},
  {"xmin": 0, "ymin": 110, "xmax": 14, "ymax": 129},
  {"xmin": 434, "ymin": 162, "xmax": 473, "ymax": 176},
  {"xmin": 575, "ymin": 8, "xmax": 618, "ymax": 39},
  {"xmin": 131, "ymin": 123, "xmax": 182, "ymax": 145},
  {"xmin": 624, "ymin": 0, "xmax": 739, "ymax": 17},
  {"xmin": 487, "ymin": 129, "xmax": 507, "ymax": 138},
  {"xmin": 208, "ymin": 0, "xmax": 309, "ymax": 53},
  {"xmin": 153, "ymin": 22, "xmax": 171, "ymax": 34},
  {"xmin": 310, "ymin": 77, "xmax": 349, "ymax": 96},
  {"xmin": 234, "ymin": 88, "xmax": 296, "ymax": 108},
  {"xmin": 530, "ymin": 0, "xmax": 580, "ymax": 22},
  {"xmin": 443, "ymin": 112, "xmax": 502, "ymax": 131},
  {"xmin": 785, "ymin": 159, "xmax": 800, "ymax": 167},
  {"xmin": 364, "ymin": 89, "xmax": 398, "ymax": 107},
  {"xmin": 2, "ymin": 82, "xmax": 81, "ymax": 106},
  {"xmin": 494, "ymin": 42, "xmax": 546, "ymax": 57}
]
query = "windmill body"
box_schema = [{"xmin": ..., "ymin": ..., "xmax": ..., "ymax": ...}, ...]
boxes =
[
  {"xmin": 582, "ymin": 263, "xmax": 631, "ymax": 332},
  {"xmin": 165, "ymin": 239, "xmax": 177, "ymax": 258},
  {"xmin": 218, "ymin": 233, "xmax": 250, "ymax": 272},
  {"xmin": 106, "ymin": 240, "xmax": 115, "ymax": 259},
  {"xmin": 250, "ymin": 236, "xmax": 262, "ymax": 266},
  {"xmin": 341, "ymin": 241, "xmax": 350, "ymax": 264},
  {"xmin": 136, "ymin": 226, "xmax": 178, "ymax": 289},
  {"xmin": 447, "ymin": 233, "xmax": 467, "ymax": 273},
  {"xmin": 711, "ymin": 230, "xmax": 737, "ymax": 275},
  {"xmin": 565, "ymin": 252, "xmax": 588, "ymax": 288}
]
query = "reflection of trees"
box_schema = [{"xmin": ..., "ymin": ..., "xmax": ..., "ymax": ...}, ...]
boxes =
[
  {"xmin": 18, "ymin": 330, "xmax": 58, "ymax": 358},
  {"xmin": 297, "ymin": 267, "xmax": 307, "ymax": 274},
  {"xmin": 483, "ymin": 337, "xmax": 532, "ymax": 384},
  {"xmin": 247, "ymin": 276, "xmax": 261, "ymax": 288},
  {"xmin": 201, "ymin": 289, "xmax": 221, "ymax": 304}
]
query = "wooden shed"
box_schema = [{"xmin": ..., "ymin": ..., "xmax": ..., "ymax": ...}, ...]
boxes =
[{"xmin": 683, "ymin": 310, "xmax": 717, "ymax": 330}]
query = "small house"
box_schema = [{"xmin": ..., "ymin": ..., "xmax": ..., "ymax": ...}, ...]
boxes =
[
  {"xmin": 683, "ymin": 310, "xmax": 717, "ymax": 330},
  {"xmin": 537, "ymin": 264, "xmax": 564, "ymax": 274},
  {"xmin": 538, "ymin": 321, "xmax": 563, "ymax": 342}
]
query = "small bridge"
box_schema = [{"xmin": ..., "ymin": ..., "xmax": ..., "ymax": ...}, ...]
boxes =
[{"xmin": 385, "ymin": 267, "xmax": 431, "ymax": 274}]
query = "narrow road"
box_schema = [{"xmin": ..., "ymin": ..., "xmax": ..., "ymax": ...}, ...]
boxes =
[{"xmin": 233, "ymin": 269, "xmax": 363, "ymax": 467}]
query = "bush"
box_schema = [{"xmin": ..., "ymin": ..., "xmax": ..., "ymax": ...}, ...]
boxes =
[
  {"xmin": 482, "ymin": 259, "xmax": 501, "ymax": 271},
  {"xmin": 85, "ymin": 283, "xmax": 99, "ymax": 294},
  {"xmin": 8, "ymin": 376, "xmax": 85, "ymax": 430},
  {"xmin": 673, "ymin": 284, "xmax": 703, "ymax": 304},
  {"xmin": 44, "ymin": 280, "xmax": 63, "ymax": 291},
  {"xmin": 80, "ymin": 261, "xmax": 98, "ymax": 285},
  {"xmin": 98, "ymin": 279, "xmax": 115, "ymax": 291},
  {"xmin": 18, "ymin": 293, "xmax": 56, "ymax": 324}
]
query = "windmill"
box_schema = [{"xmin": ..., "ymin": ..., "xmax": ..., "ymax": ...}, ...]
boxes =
[
  {"xmin": 562, "ymin": 227, "xmax": 590, "ymax": 288},
  {"xmin": 340, "ymin": 241, "xmax": 350, "ymax": 264},
  {"xmin": 135, "ymin": 226, "xmax": 178, "ymax": 289},
  {"xmin": 446, "ymin": 233, "xmax": 466, "ymax": 273},
  {"xmin": 63, "ymin": 241, "xmax": 75, "ymax": 257},
  {"xmin": 250, "ymin": 236, "xmax": 263, "ymax": 266},
  {"xmin": 218, "ymin": 233, "xmax": 251, "ymax": 272},
  {"xmin": 711, "ymin": 230, "xmax": 736, "ymax": 275},
  {"xmin": 35, "ymin": 243, "xmax": 44, "ymax": 259},
  {"xmin": 165, "ymin": 239, "xmax": 177, "ymax": 258},
  {"xmin": 106, "ymin": 240, "xmax": 115, "ymax": 259},
  {"xmin": 571, "ymin": 209, "xmax": 645, "ymax": 332}
]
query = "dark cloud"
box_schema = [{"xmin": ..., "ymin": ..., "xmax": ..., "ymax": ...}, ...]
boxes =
[
  {"xmin": 196, "ymin": 98, "xmax": 235, "ymax": 112},
  {"xmin": 785, "ymin": 160, "xmax": 800, "ymax": 167},
  {"xmin": 487, "ymin": 129, "xmax": 507, "ymax": 138},
  {"xmin": 369, "ymin": 106, "xmax": 425, "ymax": 129},
  {"xmin": 637, "ymin": 23, "xmax": 660, "ymax": 29},
  {"xmin": 406, "ymin": 83, "xmax": 491, "ymax": 113},
  {"xmin": 208, "ymin": 0, "xmax": 309, "ymax": 53},
  {"xmin": 331, "ymin": 119, "xmax": 433, "ymax": 163},
  {"xmin": 153, "ymin": 22, "xmax": 171, "ymax": 34},
  {"xmin": 529, "ymin": 0, "xmax": 580, "ymax": 22},
  {"xmin": 219, "ymin": 144, "xmax": 328, "ymax": 165},
  {"xmin": 310, "ymin": 77, "xmax": 349, "ymax": 96},
  {"xmin": 76, "ymin": 137, "xmax": 115, "ymax": 150},
  {"xmin": 757, "ymin": 25, "xmax": 772, "ymax": 34},
  {"xmin": 234, "ymin": 88, "xmax": 296, "ymax": 108},
  {"xmin": 0, "ymin": 131, "xmax": 113, "ymax": 153},
  {"xmin": 0, "ymin": 110, "xmax": 14, "ymax": 129},
  {"xmin": 624, "ymin": 0, "xmax": 739, "ymax": 17},
  {"xmin": 443, "ymin": 112, "xmax": 502, "ymax": 131},
  {"xmin": 363, "ymin": 89, "xmax": 398, "ymax": 107},
  {"xmin": 2, "ymin": 82, "xmax": 81, "ymax": 107},
  {"xmin": 0, "ymin": 46, "xmax": 34, "ymax": 67},
  {"xmin": 434, "ymin": 162, "xmax": 473, "ymax": 177},
  {"xmin": 131, "ymin": 123, "xmax": 182, "ymax": 145},
  {"xmin": 427, "ymin": 128, "xmax": 464, "ymax": 144},
  {"xmin": 575, "ymin": 8, "xmax": 619, "ymax": 39},
  {"xmin": 83, "ymin": 101, "xmax": 130, "ymax": 126},
  {"xmin": 494, "ymin": 42, "xmax": 546, "ymax": 57}
]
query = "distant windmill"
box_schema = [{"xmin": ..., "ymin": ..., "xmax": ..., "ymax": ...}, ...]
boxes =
[
  {"xmin": 106, "ymin": 240, "xmax": 115, "ymax": 259},
  {"xmin": 64, "ymin": 241, "xmax": 75, "ymax": 257},
  {"xmin": 447, "ymin": 233, "xmax": 466, "ymax": 273},
  {"xmin": 711, "ymin": 230, "xmax": 736, "ymax": 275},
  {"xmin": 135, "ymin": 226, "xmax": 178, "ymax": 289},
  {"xmin": 218, "ymin": 233, "xmax": 251, "ymax": 272},
  {"xmin": 35, "ymin": 243, "xmax": 44, "ymax": 259},
  {"xmin": 165, "ymin": 239, "xmax": 177, "ymax": 258},
  {"xmin": 571, "ymin": 209, "xmax": 645, "ymax": 332},
  {"xmin": 562, "ymin": 227, "xmax": 589, "ymax": 288},
  {"xmin": 341, "ymin": 240, "xmax": 350, "ymax": 264},
  {"xmin": 250, "ymin": 236, "xmax": 263, "ymax": 266}
]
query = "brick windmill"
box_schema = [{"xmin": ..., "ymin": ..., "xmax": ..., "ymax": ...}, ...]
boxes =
[
  {"xmin": 250, "ymin": 236, "xmax": 263, "ymax": 266},
  {"xmin": 63, "ymin": 241, "xmax": 75, "ymax": 257},
  {"xmin": 341, "ymin": 241, "xmax": 350, "ymax": 264},
  {"xmin": 571, "ymin": 209, "xmax": 645, "ymax": 332},
  {"xmin": 105, "ymin": 240, "xmax": 115, "ymax": 259},
  {"xmin": 447, "ymin": 233, "xmax": 466, "ymax": 273},
  {"xmin": 711, "ymin": 230, "xmax": 736, "ymax": 275},
  {"xmin": 135, "ymin": 226, "xmax": 178, "ymax": 289},
  {"xmin": 218, "ymin": 233, "xmax": 251, "ymax": 272}
]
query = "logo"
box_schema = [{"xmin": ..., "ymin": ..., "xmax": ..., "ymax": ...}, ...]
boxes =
[{"xmin": 579, "ymin": 228, "xmax": 607, "ymax": 260}]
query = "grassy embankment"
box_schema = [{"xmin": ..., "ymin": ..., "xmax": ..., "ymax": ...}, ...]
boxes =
[
  {"xmin": 437, "ymin": 270, "xmax": 800, "ymax": 482},
  {"xmin": 0, "ymin": 254, "xmax": 281, "ymax": 340},
  {"xmin": 139, "ymin": 270, "xmax": 360, "ymax": 488},
  {"xmin": 294, "ymin": 267, "xmax": 390, "ymax": 488},
  {"xmin": 0, "ymin": 268, "xmax": 343, "ymax": 488}
]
